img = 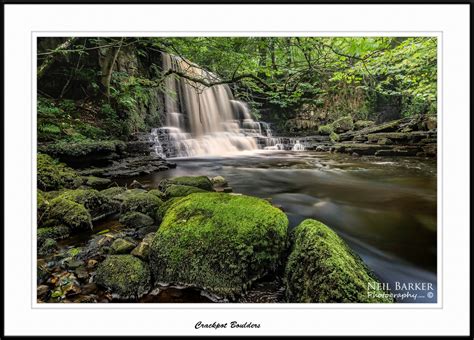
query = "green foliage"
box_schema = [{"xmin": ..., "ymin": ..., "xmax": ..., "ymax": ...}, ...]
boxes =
[
  {"xmin": 285, "ymin": 219, "xmax": 393, "ymax": 303},
  {"xmin": 149, "ymin": 192, "xmax": 289, "ymax": 299}
]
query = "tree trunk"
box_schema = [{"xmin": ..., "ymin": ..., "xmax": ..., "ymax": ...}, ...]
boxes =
[{"xmin": 37, "ymin": 37, "xmax": 77, "ymax": 79}]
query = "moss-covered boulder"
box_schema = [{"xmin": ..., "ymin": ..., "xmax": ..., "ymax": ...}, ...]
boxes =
[
  {"xmin": 332, "ymin": 116, "xmax": 354, "ymax": 133},
  {"xmin": 155, "ymin": 197, "xmax": 184, "ymax": 222},
  {"xmin": 164, "ymin": 184, "xmax": 206, "ymax": 198},
  {"xmin": 148, "ymin": 189, "xmax": 166, "ymax": 200},
  {"xmin": 37, "ymin": 225, "xmax": 70, "ymax": 245},
  {"xmin": 149, "ymin": 192, "xmax": 289, "ymax": 299},
  {"xmin": 100, "ymin": 186, "xmax": 126, "ymax": 201},
  {"xmin": 83, "ymin": 176, "xmax": 112, "ymax": 190},
  {"xmin": 95, "ymin": 255, "xmax": 150, "ymax": 299},
  {"xmin": 119, "ymin": 212, "xmax": 154, "ymax": 229},
  {"xmin": 42, "ymin": 197, "xmax": 92, "ymax": 231},
  {"xmin": 354, "ymin": 120, "xmax": 375, "ymax": 130},
  {"xmin": 159, "ymin": 176, "xmax": 213, "ymax": 191},
  {"xmin": 110, "ymin": 238, "xmax": 136, "ymax": 254},
  {"xmin": 285, "ymin": 219, "xmax": 393, "ymax": 303},
  {"xmin": 330, "ymin": 132, "xmax": 340, "ymax": 142},
  {"xmin": 121, "ymin": 192, "xmax": 163, "ymax": 218},
  {"xmin": 318, "ymin": 124, "xmax": 334, "ymax": 135},
  {"xmin": 57, "ymin": 189, "xmax": 116, "ymax": 221},
  {"xmin": 37, "ymin": 153, "xmax": 82, "ymax": 191}
]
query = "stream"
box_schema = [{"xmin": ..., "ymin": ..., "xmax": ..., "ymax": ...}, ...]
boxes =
[{"xmin": 127, "ymin": 150, "xmax": 438, "ymax": 303}]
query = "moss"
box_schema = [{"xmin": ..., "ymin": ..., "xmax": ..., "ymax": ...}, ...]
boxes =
[
  {"xmin": 332, "ymin": 116, "xmax": 354, "ymax": 133},
  {"xmin": 43, "ymin": 197, "xmax": 92, "ymax": 231},
  {"xmin": 155, "ymin": 197, "xmax": 184, "ymax": 222},
  {"xmin": 164, "ymin": 184, "xmax": 206, "ymax": 198},
  {"xmin": 100, "ymin": 186, "xmax": 126, "ymax": 201},
  {"xmin": 354, "ymin": 120, "xmax": 375, "ymax": 130},
  {"xmin": 38, "ymin": 238, "xmax": 58, "ymax": 256},
  {"xmin": 37, "ymin": 226, "xmax": 70, "ymax": 245},
  {"xmin": 148, "ymin": 189, "xmax": 166, "ymax": 200},
  {"xmin": 38, "ymin": 139, "xmax": 126, "ymax": 158},
  {"xmin": 37, "ymin": 153, "xmax": 82, "ymax": 191},
  {"xmin": 57, "ymin": 189, "xmax": 116, "ymax": 221},
  {"xmin": 159, "ymin": 176, "xmax": 213, "ymax": 191},
  {"xmin": 110, "ymin": 238, "xmax": 136, "ymax": 254},
  {"xmin": 83, "ymin": 176, "xmax": 112, "ymax": 190},
  {"xmin": 284, "ymin": 219, "xmax": 393, "ymax": 303},
  {"xmin": 119, "ymin": 212, "xmax": 154, "ymax": 229},
  {"xmin": 95, "ymin": 255, "xmax": 150, "ymax": 299},
  {"xmin": 330, "ymin": 132, "xmax": 340, "ymax": 142},
  {"xmin": 318, "ymin": 124, "xmax": 334, "ymax": 135},
  {"xmin": 149, "ymin": 192, "xmax": 289, "ymax": 299},
  {"xmin": 121, "ymin": 192, "xmax": 163, "ymax": 218}
]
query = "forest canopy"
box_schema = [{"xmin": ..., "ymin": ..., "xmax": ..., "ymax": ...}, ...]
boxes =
[{"xmin": 37, "ymin": 36, "xmax": 437, "ymax": 142}]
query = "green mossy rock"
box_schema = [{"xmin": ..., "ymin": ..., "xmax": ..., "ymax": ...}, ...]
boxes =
[
  {"xmin": 38, "ymin": 238, "xmax": 58, "ymax": 256},
  {"xmin": 354, "ymin": 120, "xmax": 375, "ymax": 130},
  {"xmin": 285, "ymin": 219, "xmax": 393, "ymax": 303},
  {"xmin": 149, "ymin": 192, "xmax": 289, "ymax": 299},
  {"xmin": 155, "ymin": 197, "xmax": 184, "ymax": 222},
  {"xmin": 164, "ymin": 184, "xmax": 206, "ymax": 198},
  {"xmin": 37, "ymin": 225, "xmax": 70, "ymax": 245},
  {"xmin": 332, "ymin": 116, "xmax": 354, "ymax": 133},
  {"xmin": 119, "ymin": 212, "xmax": 154, "ymax": 229},
  {"xmin": 121, "ymin": 192, "xmax": 163, "ymax": 218},
  {"xmin": 330, "ymin": 132, "xmax": 340, "ymax": 142},
  {"xmin": 110, "ymin": 238, "xmax": 136, "ymax": 254},
  {"xmin": 159, "ymin": 176, "xmax": 213, "ymax": 191},
  {"xmin": 37, "ymin": 153, "xmax": 82, "ymax": 191},
  {"xmin": 100, "ymin": 187, "xmax": 126, "ymax": 201},
  {"xmin": 43, "ymin": 197, "xmax": 92, "ymax": 232},
  {"xmin": 57, "ymin": 189, "xmax": 116, "ymax": 221},
  {"xmin": 95, "ymin": 255, "xmax": 150, "ymax": 299},
  {"xmin": 148, "ymin": 189, "xmax": 166, "ymax": 200},
  {"xmin": 83, "ymin": 176, "xmax": 112, "ymax": 190},
  {"xmin": 318, "ymin": 124, "xmax": 334, "ymax": 135}
]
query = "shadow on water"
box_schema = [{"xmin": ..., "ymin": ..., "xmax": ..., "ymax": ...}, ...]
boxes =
[{"xmin": 126, "ymin": 150, "xmax": 438, "ymax": 303}]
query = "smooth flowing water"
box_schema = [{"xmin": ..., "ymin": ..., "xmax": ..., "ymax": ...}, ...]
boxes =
[{"xmin": 129, "ymin": 151, "xmax": 437, "ymax": 303}]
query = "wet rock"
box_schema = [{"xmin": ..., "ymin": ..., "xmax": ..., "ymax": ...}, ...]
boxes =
[
  {"xmin": 83, "ymin": 176, "xmax": 112, "ymax": 190},
  {"xmin": 81, "ymin": 282, "xmax": 98, "ymax": 295},
  {"xmin": 119, "ymin": 211, "xmax": 154, "ymax": 229},
  {"xmin": 74, "ymin": 266, "xmax": 89, "ymax": 281},
  {"xmin": 354, "ymin": 120, "xmax": 375, "ymax": 130},
  {"xmin": 131, "ymin": 241, "xmax": 150, "ymax": 261},
  {"xmin": 100, "ymin": 186, "xmax": 126, "ymax": 202},
  {"xmin": 148, "ymin": 189, "xmax": 166, "ymax": 200},
  {"xmin": 95, "ymin": 255, "xmax": 151, "ymax": 300},
  {"xmin": 211, "ymin": 176, "xmax": 228, "ymax": 188},
  {"xmin": 149, "ymin": 192, "xmax": 288, "ymax": 300},
  {"xmin": 37, "ymin": 285, "xmax": 50, "ymax": 300},
  {"xmin": 332, "ymin": 116, "xmax": 354, "ymax": 133},
  {"xmin": 110, "ymin": 238, "xmax": 136, "ymax": 255},
  {"xmin": 129, "ymin": 180, "xmax": 146, "ymax": 189},
  {"xmin": 37, "ymin": 260, "xmax": 51, "ymax": 285},
  {"xmin": 285, "ymin": 219, "xmax": 393, "ymax": 303},
  {"xmin": 64, "ymin": 259, "xmax": 84, "ymax": 270}
]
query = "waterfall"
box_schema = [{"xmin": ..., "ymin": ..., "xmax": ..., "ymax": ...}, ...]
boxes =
[
  {"xmin": 292, "ymin": 140, "xmax": 305, "ymax": 151},
  {"xmin": 153, "ymin": 53, "xmax": 269, "ymax": 158}
]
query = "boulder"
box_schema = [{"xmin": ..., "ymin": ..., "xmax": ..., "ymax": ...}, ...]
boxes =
[
  {"xmin": 56, "ymin": 189, "xmax": 116, "ymax": 221},
  {"xmin": 83, "ymin": 176, "xmax": 112, "ymax": 190},
  {"xmin": 120, "ymin": 192, "xmax": 163, "ymax": 219},
  {"xmin": 158, "ymin": 176, "xmax": 213, "ymax": 191},
  {"xmin": 354, "ymin": 120, "xmax": 375, "ymax": 130},
  {"xmin": 119, "ymin": 212, "xmax": 154, "ymax": 229},
  {"xmin": 149, "ymin": 192, "xmax": 288, "ymax": 299},
  {"xmin": 109, "ymin": 238, "xmax": 136, "ymax": 254},
  {"xmin": 211, "ymin": 176, "xmax": 228, "ymax": 188},
  {"xmin": 38, "ymin": 238, "xmax": 58, "ymax": 256},
  {"xmin": 164, "ymin": 184, "xmax": 206, "ymax": 198},
  {"xmin": 37, "ymin": 225, "xmax": 70, "ymax": 245},
  {"xmin": 42, "ymin": 197, "xmax": 92, "ymax": 231},
  {"xmin": 131, "ymin": 233, "xmax": 155, "ymax": 261},
  {"xmin": 332, "ymin": 116, "xmax": 354, "ymax": 133},
  {"xmin": 37, "ymin": 153, "xmax": 82, "ymax": 191},
  {"xmin": 95, "ymin": 255, "xmax": 151, "ymax": 300},
  {"xmin": 285, "ymin": 219, "xmax": 393, "ymax": 303}
]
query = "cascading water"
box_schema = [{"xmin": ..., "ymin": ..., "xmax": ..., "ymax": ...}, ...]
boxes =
[{"xmin": 152, "ymin": 53, "xmax": 292, "ymax": 158}]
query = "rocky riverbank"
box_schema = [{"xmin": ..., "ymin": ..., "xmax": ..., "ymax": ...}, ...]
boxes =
[{"xmin": 37, "ymin": 156, "xmax": 393, "ymax": 303}]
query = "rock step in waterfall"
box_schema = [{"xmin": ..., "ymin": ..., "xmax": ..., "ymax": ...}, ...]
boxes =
[{"xmin": 150, "ymin": 53, "xmax": 304, "ymax": 159}]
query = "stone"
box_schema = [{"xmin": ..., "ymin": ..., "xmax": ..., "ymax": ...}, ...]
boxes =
[
  {"xmin": 95, "ymin": 255, "xmax": 151, "ymax": 300},
  {"xmin": 164, "ymin": 184, "xmax": 206, "ymax": 198},
  {"xmin": 119, "ymin": 212, "xmax": 154, "ymax": 229},
  {"xmin": 211, "ymin": 176, "xmax": 228, "ymax": 187},
  {"xmin": 158, "ymin": 176, "xmax": 213, "ymax": 191},
  {"xmin": 38, "ymin": 238, "xmax": 58, "ymax": 256},
  {"xmin": 83, "ymin": 176, "xmax": 112, "ymax": 190},
  {"xmin": 110, "ymin": 238, "xmax": 136, "ymax": 255},
  {"xmin": 149, "ymin": 192, "xmax": 288, "ymax": 300},
  {"xmin": 285, "ymin": 219, "xmax": 393, "ymax": 303},
  {"xmin": 37, "ymin": 285, "xmax": 50, "ymax": 300}
]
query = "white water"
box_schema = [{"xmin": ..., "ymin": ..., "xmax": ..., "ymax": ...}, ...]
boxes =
[{"xmin": 152, "ymin": 53, "xmax": 283, "ymax": 158}]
